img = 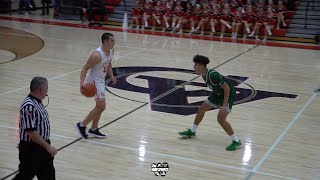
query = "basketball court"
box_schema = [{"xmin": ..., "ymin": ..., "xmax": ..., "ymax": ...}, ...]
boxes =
[{"xmin": 0, "ymin": 13, "xmax": 319, "ymax": 180}]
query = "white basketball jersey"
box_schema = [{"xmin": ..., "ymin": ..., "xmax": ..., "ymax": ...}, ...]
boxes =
[{"xmin": 87, "ymin": 47, "xmax": 113, "ymax": 82}]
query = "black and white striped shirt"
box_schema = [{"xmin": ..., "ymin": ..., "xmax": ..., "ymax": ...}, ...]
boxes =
[{"xmin": 19, "ymin": 94, "xmax": 50, "ymax": 142}]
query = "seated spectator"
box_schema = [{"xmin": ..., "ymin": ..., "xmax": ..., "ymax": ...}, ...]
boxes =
[
  {"xmin": 51, "ymin": 0, "xmax": 60, "ymax": 18},
  {"xmin": 162, "ymin": 0, "xmax": 174, "ymax": 30},
  {"xmin": 150, "ymin": 1, "xmax": 163, "ymax": 31},
  {"xmin": 130, "ymin": 0, "xmax": 143, "ymax": 29},
  {"xmin": 219, "ymin": 3, "xmax": 232, "ymax": 38},
  {"xmin": 18, "ymin": 0, "xmax": 36, "ymax": 14},
  {"xmin": 275, "ymin": 0, "xmax": 287, "ymax": 29},
  {"xmin": 80, "ymin": 0, "xmax": 106, "ymax": 26},
  {"xmin": 263, "ymin": 6, "xmax": 276, "ymax": 41},
  {"xmin": 41, "ymin": 0, "xmax": 50, "ymax": 15},
  {"xmin": 209, "ymin": 3, "xmax": 220, "ymax": 36},
  {"xmin": 0, "ymin": 0, "xmax": 12, "ymax": 14}
]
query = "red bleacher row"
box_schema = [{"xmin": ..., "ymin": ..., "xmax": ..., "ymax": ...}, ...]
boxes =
[
  {"xmin": 87, "ymin": 0, "xmax": 119, "ymax": 21},
  {"xmin": 130, "ymin": 0, "xmax": 296, "ymax": 38},
  {"xmin": 104, "ymin": 0, "xmax": 120, "ymax": 14}
]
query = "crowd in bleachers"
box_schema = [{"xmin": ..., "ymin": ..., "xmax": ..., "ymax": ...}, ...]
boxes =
[
  {"xmin": 0, "ymin": 0, "xmax": 60, "ymax": 16},
  {"xmin": 130, "ymin": 0, "xmax": 297, "ymax": 41}
]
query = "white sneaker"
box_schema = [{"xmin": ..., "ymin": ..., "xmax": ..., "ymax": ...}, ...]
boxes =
[{"xmin": 248, "ymin": 32, "xmax": 254, "ymax": 37}]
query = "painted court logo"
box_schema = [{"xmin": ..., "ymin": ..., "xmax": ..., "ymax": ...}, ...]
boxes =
[
  {"xmin": 151, "ymin": 162, "xmax": 169, "ymax": 176},
  {"xmin": 106, "ymin": 67, "xmax": 298, "ymax": 115}
]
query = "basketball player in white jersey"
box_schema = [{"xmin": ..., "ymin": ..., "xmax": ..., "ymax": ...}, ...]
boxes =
[{"xmin": 76, "ymin": 33, "xmax": 116, "ymax": 139}]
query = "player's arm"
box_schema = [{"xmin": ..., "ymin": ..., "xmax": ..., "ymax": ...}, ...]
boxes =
[
  {"xmin": 220, "ymin": 82, "xmax": 230, "ymax": 107},
  {"xmin": 80, "ymin": 52, "xmax": 101, "ymax": 88},
  {"xmin": 107, "ymin": 60, "xmax": 114, "ymax": 77},
  {"xmin": 107, "ymin": 50, "xmax": 116, "ymax": 84}
]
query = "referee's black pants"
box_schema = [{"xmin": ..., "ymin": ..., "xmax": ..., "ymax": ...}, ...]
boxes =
[{"xmin": 13, "ymin": 140, "xmax": 55, "ymax": 180}]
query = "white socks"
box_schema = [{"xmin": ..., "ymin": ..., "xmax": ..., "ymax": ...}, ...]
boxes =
[
  {"xmin": 231, "ymin": 133, "xmax": 239, "ymax": 142},
  {"xmin": 191, "ymin": 124, "xmax": 198, "ymax": 133},
  {"xmin": 80, "ymin": 122, "xmax": 86, "ymax": 127},
  {"xmin": 246, "ymin": 27, "xmax": 250, "ymax": 33}
]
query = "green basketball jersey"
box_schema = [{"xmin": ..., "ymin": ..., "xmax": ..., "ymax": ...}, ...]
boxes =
[{"xmin": 202, "ymin": 69, "xmax": 235, "ymax": 97}]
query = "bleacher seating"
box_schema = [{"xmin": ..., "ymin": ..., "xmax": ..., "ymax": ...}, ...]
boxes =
[{"xmin": 59, "ymin": 0, "xmax": 120, "ymax": 22}]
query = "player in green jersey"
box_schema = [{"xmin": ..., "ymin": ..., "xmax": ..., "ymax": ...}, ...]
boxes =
[{"xmin": 179, "ymin": 55, "xmax": 241, "ymax": 151}]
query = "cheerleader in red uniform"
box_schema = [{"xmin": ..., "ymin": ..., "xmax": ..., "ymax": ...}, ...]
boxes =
[
  {"xmin": 262, "ymin": 6, "xmax": 276, "ymax": 41},
  {"xmin": 229, "ymin": 0, "xmax": 240, "ymax": 11},
  {"xmin": 171, "ymin": 0, "xmax": 183, "ymax": 29},
  {"xmin": 249, "ymin": 7, "xmax": 264, "ymax": 40},
  {"xmin": 231, "ymin": 6, "xmax": 244, "ymax": 39},
  {"xmin": 209, "ymin": 0, "xmax": 219, "ymax": 6},
  {"xmin": 130, "ymin": 0, "xmax": 143, "ymax": 29},
  {"xmin": 244, "ymin": 0, "xmax": 252, "ymax": 8},
  {"xmin": 209, "ymin": 3, "xmax": 221, "ymax": 36},
  {"xmin": 267, "ymin": 0, "xmax": 276, "ymax": 10},
  {"xmin": 192, "ymin": 4, "xmax": 210, "ymax": 35},
  {"xmin": 219, "ymin": 3, "xmax": 232, "ymax": 38},
  {"xmin": 242, "ymin": 5, "xmax": 254, "ymax": 39},
  {"xmin": 254, "ymin": 0, "xmax": 266, "ymax": 11},
  {"xmin": 189, "ymin": 4, "xmax": 201, "ymax": 33},
  {"xmin": 142, "ymin": 1, "xmax": 152, "ymax": 29},
  {"xmin": 163, "ymin": 0, "xmax": 174, "ymax": 29},
  {"xmin": 150, "ymin": 1, "xmax": 163, "ymax": 31},
  {"xmin": 276, "ymin": 0, "xmax": 287, "ymax": 29},
  {"xmin": 174, "ymin": 2, "xmax": 193, "ymax": 33}
]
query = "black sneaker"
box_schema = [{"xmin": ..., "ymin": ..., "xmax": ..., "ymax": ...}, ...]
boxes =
[
  {"xmin": 76, "ymin": 122, "xmax": 88, "ymax": 139},
  {"xmin": 88, "ymin": 129, "xmax": 106, "ymax": 139}
]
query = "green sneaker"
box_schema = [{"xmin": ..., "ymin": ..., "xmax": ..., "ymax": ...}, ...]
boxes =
[
  {"xmin": 179, "ymin": 129, "xmax": 196, "ymax": 138},
  {"xmin": 226, "ymin": 140, "xmax": 242, "ymax": 151}
]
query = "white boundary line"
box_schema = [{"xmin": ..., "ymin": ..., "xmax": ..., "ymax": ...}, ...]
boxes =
[
  {"xmin": 0, "ymin": 124, "xmax": 299, "ymax": 180},
  {"xmin": 245, "ymin": 93, "xmax": 318, "ymax": 180}
]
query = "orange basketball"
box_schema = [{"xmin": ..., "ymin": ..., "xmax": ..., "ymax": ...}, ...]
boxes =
[{"xmin": 82, "ymin": 83, "xmax": 96, "ymax": 97}]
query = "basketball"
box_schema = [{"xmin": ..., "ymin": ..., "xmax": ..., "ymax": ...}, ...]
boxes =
[{"xmin": 82, "ymin": 83, "xmax": 96, "ymax": 97}]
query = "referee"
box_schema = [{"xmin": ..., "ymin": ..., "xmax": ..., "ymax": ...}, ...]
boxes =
[{"xmin": 13, "ymin": 77, "xmax": 57, "ymax": 180}]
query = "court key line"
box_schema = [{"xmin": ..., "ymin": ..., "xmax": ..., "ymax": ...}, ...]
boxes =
[
  {"xmin": 0, "ymin": 124, "xmax": 299, "ymax": 180},
  {"xmin": 1, "ymin": 43, "xmax": 259, "ymax": 179},
  {"xmin": 245, "ymin": 92, "xmax": 318, "ymax": 180}
]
